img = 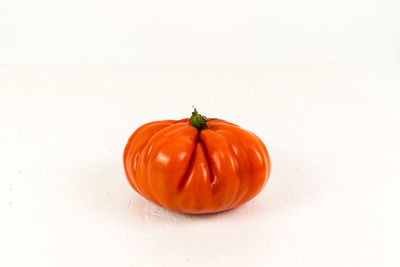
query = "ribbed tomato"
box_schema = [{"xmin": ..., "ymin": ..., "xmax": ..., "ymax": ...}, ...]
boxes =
[{"xmin": 123, "ymin": 109, "xmax": 271, "ymax": 214}]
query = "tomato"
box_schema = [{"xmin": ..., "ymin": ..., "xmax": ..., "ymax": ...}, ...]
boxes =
[{"xmin": 123, "ymin": 108, "xmax": 271, "ymax": 214}]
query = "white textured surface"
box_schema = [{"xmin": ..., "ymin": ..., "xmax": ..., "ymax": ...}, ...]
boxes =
[{"xmin": 1, "ymin": 64, "xmax": 400, "ymax": 266}]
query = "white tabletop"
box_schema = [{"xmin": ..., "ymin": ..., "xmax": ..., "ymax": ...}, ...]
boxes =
[{"xmin": 1, "ymin": 64, "xmax": 399, "ymax": 267}]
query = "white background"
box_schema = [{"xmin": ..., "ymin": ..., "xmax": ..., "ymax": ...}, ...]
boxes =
[
  {"xmin": 1, "ymin": 1, "xmax": 400, "ymax": 267},
  {"xmin": 0, "ymin": 0, "xmax": 399, "ymax": 65}
]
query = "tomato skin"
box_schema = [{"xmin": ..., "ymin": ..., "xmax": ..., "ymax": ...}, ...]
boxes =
[{"xmin": 123, "ymin": 118, "xmax": 271, "ymax": 214}]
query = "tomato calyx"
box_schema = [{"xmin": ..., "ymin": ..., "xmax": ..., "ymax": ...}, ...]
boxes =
[
  {"xmin": 189, "ymin": 106, "xmax": 219, "ymax": 131},
  {"xmin": 189, "ymin": 107, "xmax": 207, "ymax": 131}
]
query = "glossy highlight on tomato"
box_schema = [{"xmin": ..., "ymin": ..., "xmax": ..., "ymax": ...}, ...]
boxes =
[{"xmin": 123, "ymin": 108, "xmax": 271, "ymax": 214}]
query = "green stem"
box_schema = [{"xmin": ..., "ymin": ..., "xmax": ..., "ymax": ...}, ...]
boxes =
[{"xmin": 189, "ymin": 107, "xmax": 207, "ymax": 131}]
